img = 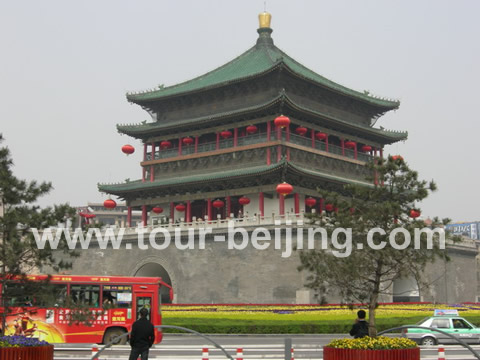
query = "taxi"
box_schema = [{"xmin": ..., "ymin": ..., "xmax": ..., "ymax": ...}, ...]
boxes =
[{"xmin": 403, "ymin": 309, "xmax": 480, "ymax": 345}]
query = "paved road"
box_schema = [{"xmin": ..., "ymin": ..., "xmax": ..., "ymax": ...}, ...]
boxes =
[{"xmin": 54, "ymin": 334, "xmax": 480, "ymax": 359}]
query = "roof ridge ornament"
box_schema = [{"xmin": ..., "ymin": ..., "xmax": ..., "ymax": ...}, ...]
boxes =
[
  {"xmin": 258, "ymin": 11, "xmax": 271, "ymax": 29},
  {"xmin": 256, "ymin": 11, "xmax": 274, "ymax": 47}
]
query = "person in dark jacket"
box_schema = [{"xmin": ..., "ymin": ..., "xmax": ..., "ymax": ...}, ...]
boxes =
[
  {"xmin": 349, "ymin": 310, "xmax": 369, "ymax": 338},
  {"xmin": 129, "ymin": 308, "xmax": 155, "ymax": 360}
]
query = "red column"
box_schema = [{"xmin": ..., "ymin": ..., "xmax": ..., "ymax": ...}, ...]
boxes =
[
  {"xmin": 341, "ymin": 139, "xmax": 345, "ymax": 156},
  {"xmin": 216, "ymin": 133, "xmax": 220, "ymax": 150},
  {"xmin": 311, "ymin": 129, "xmax": 315, "ymax": 148},
  {"xmin": 354, "ymin": 143, "xmax": 358, "ymax": 160},
  {"xmin": 233, "ymin": 128, "xmax": 238, "ymax": 147},
  {"xmin": 380, "ymin": 148, "xmax": 384, "ymax": 186},
  {"xmin": 127, "ymin": 206, "xmax": 132, "ymax": 227},
  {"xmin": 142, "ymin": 205, "xmax": 147, "ymax": 227},
  {"xmin": 259, "ymin": 192, "xmax": 264, "ymax": 217},
  {"xmin": 279, "ymin": 194, "xmax": 285, "ymax": 216},
  {"xmin": 267, "ymin": 122, "xmax": 272, "ymax": 164},
  {"xmin": 170, "ymin": 202, "xmax": 174, "ymax": 223},
  {"xmin": 325, "ymin": 136, "xmax": 329, "ymax": 152},
  {"xmin": 207, "ymin": 198, "xmax": 212, "ymax": 221},
  {"xmin": 226, "ymin": 196, "xmax": 231, "ymax": 218},
  {"xmin": 142, "ymin": 143, "xmax": 147, "ymax": 182},
  {"xmin": 149, "ymin": 143, "xmax": 154, "ymax": 184},
  {"xmin": 194, "ymin": 136, "xmax": 199, "ymax": 153},
  {"xmin": 178, "ymin": 138, "xmax": 183, "ymax": 156},
  {"xmin": 186, "ymin": 200, "xmax": 191, "ymax": 223},
  {"xmin": 319, "ymin": 198, "xmax": 324, "ymax": 213},
  {"xmin": 276, "ymin": 123, "xmax": 282, "ymax": 162},
  {"xmin": 294, "ymin": 193, "xmax": 300, "ymax": 215},
  {"xmin": 286, "ymin": 126, "xmax": 290, "ymax": 160}
]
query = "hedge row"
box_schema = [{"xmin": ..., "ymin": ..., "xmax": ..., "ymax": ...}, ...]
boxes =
[{"xmin": 162, "ymin": 315, "xmax": 480, "ymax": 334}]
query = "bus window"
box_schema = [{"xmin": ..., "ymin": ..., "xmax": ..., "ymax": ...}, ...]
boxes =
[
  {"xmin": 136, "ymin": 297, "xmax": 152, "ymax": 320},
  {"xmin": 70, "ymin": 285, "xmax": 100, "ymax": 307},
  {"xmin": 102, "ymin": 285, "xmax": 132, "ymax": 309},
  {"xmin": 4, "ymin": 283, "xmax": 33, "ymax": 307},
  {"xmin": 37, "ymin": 284, "xmax": 67, "ymax": 307},
  {"xmin": 5, "ymin": 282, "xmax": 67, "ymax": 307}
]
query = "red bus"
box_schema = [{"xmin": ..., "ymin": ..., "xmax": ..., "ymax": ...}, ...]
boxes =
[{"xmin": 0, "ymin": 274, "xmax": 173, "ymax": 344}]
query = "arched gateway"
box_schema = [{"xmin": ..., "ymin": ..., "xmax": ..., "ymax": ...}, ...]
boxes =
[{"xmin": 134, "ymin": 262, "xmax": 173, "ymax": 304}]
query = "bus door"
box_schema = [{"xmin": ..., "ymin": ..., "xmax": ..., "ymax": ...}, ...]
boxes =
[{"xmin": 134, "ymin": 293, "xmax": 153, "ymax": 320}]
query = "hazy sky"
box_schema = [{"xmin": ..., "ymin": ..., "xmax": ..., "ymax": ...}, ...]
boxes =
[{"xmin": 1, "ymin": 1, "xmax": 479, "ymax": 222}]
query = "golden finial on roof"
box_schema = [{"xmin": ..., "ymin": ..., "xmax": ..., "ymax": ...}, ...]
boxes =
[{"xmin": 258, "ymin": 11, "xmax": 272, "ymax": 29}]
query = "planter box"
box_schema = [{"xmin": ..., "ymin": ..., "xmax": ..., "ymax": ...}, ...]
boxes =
[
  {"xmin": 323, "ymin": 346, "xmax": 420, "ymax": 360},
  {"xmin": 0, "ymin": 345, "xmax": 54, "ymax": 360}
]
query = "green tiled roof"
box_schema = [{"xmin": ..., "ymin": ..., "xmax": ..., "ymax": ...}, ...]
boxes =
[
  {"xmin": 126, "ymin": 29, "xmax": 399, "ymax": 109},
  {"xmin": 98, "ymin": 162, "xmax": 284, "ymax": 194},
  {"xmin": 98, "ymin": 159, "xmax": 370, "ymax": 196},
  {"xmin": 117, "ymin": 91, "xmax": 407, "ymax": 143},
  {"xmin": 288, "ymin": 162, "xmax": 372, "ymax": 187}
]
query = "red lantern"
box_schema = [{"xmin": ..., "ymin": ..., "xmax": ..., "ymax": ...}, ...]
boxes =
[
  {"xmin": 220, "ymin": 130, "xmax": 232, "ymax": 139},
  {"xmin": 212, "ymin": 199, "xmax": 224, "ymax": 209},
  {"xmin": 392, "ymin": 155, "xmax": 404, "ymax": 161},
  {"xmin": 274, "ymin": 115, "xmax": 290, "ymax": 129},
  {"xmin": 175, "ymin": 204, "xmax": 186, "ymax": 212},
  {"xmin": 305, "ymin": 197, "xmax": 316, "ymax": 207},
  {"xmin": 409, "ymin": 209, "xmax": 421, "ymax": 218},
  {"xmin": 160, "ymin": 140, "xmax": 172, "ymax": 149},
  {"xmin": 238, "ymin": 196, "xmax": 250, "ymax": 205},
  {"xmin": 103, "ymin": 199, "xmax": 116, "ymax": 209},
  {"xmin": 361, "ymin": 145, "xmax": 372, "ymax": 152},
  {"xmin": 345, "ymin": 141, "xmax": 356, "ymax": 149},
  {"xmin": 246, "ymin": 125, "xmax": 258, "ymax": 134},
  {"xmin": 121, "ymin": 144, "xmax": 135, "ymax": 155},
  {"xmin": 315, "ymin": 132, "xmax": 327, "ymax": 141},
  {"xmin": 152, "ymin": 207, "xmax": 163, "ymax": 214},
  {"xmin": 325, "ymin": 203, "xmax": 334, "ymax": 212},
  {"xmin": 295, "ymin": 126, "xmax": 308, "ymax": 136},
  {"xmin": 182, "ymin": 137, "xmax": 194, "ymax": 145},
  {"xmin": 276, "ymin": 182, "xmax": 293, "ymax": 196}
]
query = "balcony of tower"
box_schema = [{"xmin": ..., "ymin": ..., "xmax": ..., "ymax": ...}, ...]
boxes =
[
  {"xmin": 117, "ymin": 189, "xmax": 351, "ymax": 231},
  {"xmin": 139, "ymin": 120, "xmax": 381, "ymax": 185}
]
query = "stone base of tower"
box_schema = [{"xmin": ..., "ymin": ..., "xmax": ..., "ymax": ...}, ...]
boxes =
[{"xmin": 50, "ymin": 228, "xmax": 479, "ymax": 304}]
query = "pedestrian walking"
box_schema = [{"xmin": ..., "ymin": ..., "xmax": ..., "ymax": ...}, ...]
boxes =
[
  {"xmin": 349, "ymin": 310, "xmax": 369, "ymax": 338},
  {"xmin": 129, "ymin": 308, "xmax": 155, "ymax": 360}
]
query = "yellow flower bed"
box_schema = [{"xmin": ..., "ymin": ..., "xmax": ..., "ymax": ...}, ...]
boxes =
[
  {"xmin": 163, "ymin": 303, "xmax": 480, "ymax": 321},
  {"xmin": 327, "ymin": 336, "xmax": 417, "ymax": 350}
]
